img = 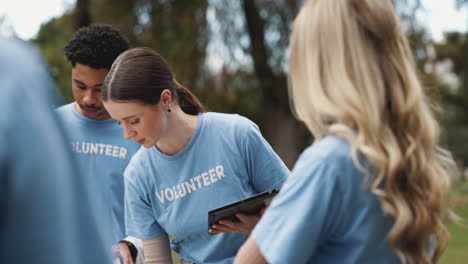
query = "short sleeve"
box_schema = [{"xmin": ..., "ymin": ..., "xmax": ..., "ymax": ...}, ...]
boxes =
[
  {"xmin": 252, "ymin": 152, "xmax": 344, "ymax": 264},
  {"xmin": 125, "ymin": 175, "xmax": 164, "ymax": 240},
  {"xmin": 242, "ymin": 120, "xmax": 290, "ymax": 192}
]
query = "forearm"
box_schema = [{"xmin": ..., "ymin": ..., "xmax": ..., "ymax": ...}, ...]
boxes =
[
  {"xmin": 234, "ymin": 236, "xmax": 267, "ymax": 264},
  {"xmin": 143, "ymin": 233, "xmax": 173, "ymax": 264}
]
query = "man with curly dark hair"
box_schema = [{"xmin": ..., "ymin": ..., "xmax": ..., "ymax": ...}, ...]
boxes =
[
  {"xmin": 56, "ymin": 24, "xmax": 143, "ymax": 264},
  {"xmin": 63, "ymin": 24, "xmax": 129, "ymax": 120}
]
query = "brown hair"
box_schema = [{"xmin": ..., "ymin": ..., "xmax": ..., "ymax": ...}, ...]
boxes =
[{"xmin": 102, "ymin": 47, "xmax": 205, "ymax": 115}]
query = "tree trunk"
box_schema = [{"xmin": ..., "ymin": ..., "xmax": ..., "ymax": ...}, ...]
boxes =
[
  {"xmin": 74, "ymin": 0, "xmax": 91, "ymax": 30},
  {"xmin": 263, "ymin": 101, "xmax": 301, "ymax": 168},
  {"xmin": 242, "ymin": 0, "xmax": 301, "ymax": 168}
]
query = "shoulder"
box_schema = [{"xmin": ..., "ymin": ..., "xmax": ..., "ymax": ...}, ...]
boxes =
[
  {"xmin": 55, "ymin": 103, "xmax": 74, "ymax": 115},
  {"xmin": 204, "ymin": 112, "xmax": 257, "ymax": 128},
  {"xmin": 293, "ymin": 136, "xmax": 360, "ymax": 185},
  {"xmin": 204, "ymin": 112, "xmax": 260, "ymax": 135},
  {"xmin": 203, "ymin": 112, "xmax": 261, "ymax": 146},
  {"xmin": 299, "ymin": 136, "xmax": 352, "ymax": 164}
]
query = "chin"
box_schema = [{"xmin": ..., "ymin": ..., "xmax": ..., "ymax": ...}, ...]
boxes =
[{"xmin": 142, "ymin": 143, "xmax": 153, "ymax": 149}]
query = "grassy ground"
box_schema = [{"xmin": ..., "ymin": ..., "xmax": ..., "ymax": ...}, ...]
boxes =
[
  {"xmin": 440, "ymin": 180, "xmax": 468, "ymax": 264},
  {"xmin": 170, "ymin": 180, "xmax": 468, "ymax": 264}
]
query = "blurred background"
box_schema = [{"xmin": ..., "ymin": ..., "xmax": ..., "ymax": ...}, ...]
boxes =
[{"xmin": 1, "ymin": 0, "xmax": 467, "ymax": 263}]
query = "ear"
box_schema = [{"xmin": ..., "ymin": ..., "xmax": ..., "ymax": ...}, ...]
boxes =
[{"xmin": 160, "ymin": 89, "xmax": 172, "ymax": 110}]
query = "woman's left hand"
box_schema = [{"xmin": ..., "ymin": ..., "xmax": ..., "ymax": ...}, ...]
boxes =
[{"xmin": 209, "ymin": 207, "xmax": 266, "ymax": 235}]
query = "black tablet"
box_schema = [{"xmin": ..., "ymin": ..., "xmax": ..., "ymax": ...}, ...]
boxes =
[{"xmin": 208, "ymin": 189, "xmax": 279, "ymax": 234}]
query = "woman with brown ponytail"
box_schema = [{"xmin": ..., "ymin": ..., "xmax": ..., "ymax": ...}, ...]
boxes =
[
  {"xmin": 102, "ymin": 47, "xmax": 289, "ymax": 264},
  {"xmin": 234, "ymin": 0, "xmax": 456, "ymax": 264}
]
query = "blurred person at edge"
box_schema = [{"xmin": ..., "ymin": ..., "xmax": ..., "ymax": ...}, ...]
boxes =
[
  {"xmin": 55, "ymin": 24, "xmax": 143, "ymax": 264},
  {"xmin": 101, "ymin": 47, "xmax": 290, "ymax": 264},
  {"xmin": 0, "ymin": 37, "xmax": 112, "ymax": 264},
  {"xmin": 234, "ymin": 0, "xmax": 457, "ymax": 263}
]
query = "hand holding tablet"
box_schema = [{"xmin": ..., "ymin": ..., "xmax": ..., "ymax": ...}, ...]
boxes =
[{"xmin": 208, "ymin": 189, "xmax": 279, "ymax": 234}]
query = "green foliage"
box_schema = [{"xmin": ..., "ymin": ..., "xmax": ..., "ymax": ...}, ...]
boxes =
[
  {"xmin": 91, "ymin": 0, "xmax": 209, "ymax": 89},
  {"xmin": 91, "ymin": 0, "xmax": 212, "ymax": 112},
  {"xmin": 32, "ymin": 13, "xmax": 74, "ymax": 102},
  {"xmin": 30, "ymin": 0, "xmax": 468, "ymax": 165},
  {"xmin": 90, "ymin": 0, "xmax": 139, "ymax": 44},
  {"xmin": 433, "ymin": 32, "xmax": 468, "ymax": 166},
  {"xmin": 202, "ymin": 68, "xmax": 264, "ymax": 127}
]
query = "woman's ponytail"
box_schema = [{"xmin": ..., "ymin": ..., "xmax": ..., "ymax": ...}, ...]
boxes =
[{"xmin": 173, "ymin": 79, "xmax": 206, "ymax": 115}]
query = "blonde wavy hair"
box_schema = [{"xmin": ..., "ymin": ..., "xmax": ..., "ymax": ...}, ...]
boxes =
[{"xmin": 289, "ymin": 0, "xmax": 456, "ymax": 263}]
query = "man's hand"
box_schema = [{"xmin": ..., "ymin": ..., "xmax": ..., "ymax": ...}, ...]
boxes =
[
  {"xmin": 112, "ymin": 241, "xmax": 134, "ymax": 264},
  {"xmin": 209, "ymin": 207, "xmax": 266, "ymax": 235}
]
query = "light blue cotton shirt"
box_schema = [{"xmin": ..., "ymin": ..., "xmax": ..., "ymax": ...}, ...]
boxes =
[
  {"xmin": 56, "ymin": 103, "xmax": 141, "ymax": 244},
  {"xmin": 0, "ymin": 38, "xmax": 112, "ymax": 263},
  {"xmin": 252, "ymin": 136, "xmax": 400, "ymax": 264},
  {"xmin": 125, "ymin": 112, "xmax": 289, "ymax": 264}
]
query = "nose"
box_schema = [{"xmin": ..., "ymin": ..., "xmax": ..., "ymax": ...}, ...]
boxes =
[
  {"xmin": 82, "ymin": 90, "xmax": 97, "ymax": 105},
  {"xmin": 123, "ymin": 125, "xmax": 136, "ymax": 140}
]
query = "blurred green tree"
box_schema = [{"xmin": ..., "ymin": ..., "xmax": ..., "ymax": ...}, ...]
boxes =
[
  {"xmin": 433, "ymin": 32, "xmax": 468, "ymax": 167},
  {"xmin": 32, "ymin": 0, "xmax": 466, "ymax": 167},
  {"xmin": 32, "ymin": 13, "xmax": 74, "ymax": 102}
]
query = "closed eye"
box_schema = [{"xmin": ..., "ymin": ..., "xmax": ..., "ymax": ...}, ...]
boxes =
[{"xmin": 74, "ymin": 80, "xmax": 86, "ymax": 89}]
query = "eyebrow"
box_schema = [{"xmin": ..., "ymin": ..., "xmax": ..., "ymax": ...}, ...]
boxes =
[
  {"xmin": 73, "ymin": 79, "xmax": 104, "ymax": 87},
  {"xmin": 122, "ymin": 115, "xmax": 137, "ymax": 120}
]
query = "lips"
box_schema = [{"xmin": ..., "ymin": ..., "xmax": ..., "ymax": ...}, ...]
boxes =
[
  {"xmin": 80, "ymin": 105, "xmax": 101, "ymax": 117},
  {"xmin": 82, "ymin": 108, "xmax": 97, "ymax": 117},
  {"xmin": 138, "ymin": 139, "xmax": 145, "ymax": 144}
]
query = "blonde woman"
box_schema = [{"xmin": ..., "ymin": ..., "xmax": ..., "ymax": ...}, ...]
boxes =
[{"xmin": 234, "ymin": 0, "xmax": 456, "ymax": 263}]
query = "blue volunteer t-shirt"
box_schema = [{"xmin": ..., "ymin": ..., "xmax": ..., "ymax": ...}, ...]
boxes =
[
  {"xmin": 252, "ymin": 136, "xmax": 400, "ymax": 264},
  {"xmin": 56, "ymin": 103, "xmax": 141, "ymax": 244},
  {"xmin": 125, "ymin": 112, "xmax": 289, "ymax": 263}
]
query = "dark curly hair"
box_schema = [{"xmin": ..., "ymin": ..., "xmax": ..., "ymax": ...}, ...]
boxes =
[{"xmin": 64, "ymin": 24, "xmax": 129, "ymax": 69}]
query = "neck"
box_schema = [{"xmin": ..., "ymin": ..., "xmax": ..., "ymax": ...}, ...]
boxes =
[{"xmin": 155, "ymin": 106, "xmax": 198, "ymax": 156}]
